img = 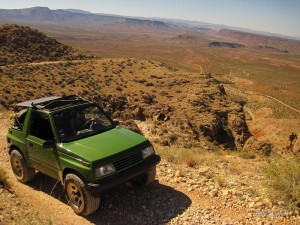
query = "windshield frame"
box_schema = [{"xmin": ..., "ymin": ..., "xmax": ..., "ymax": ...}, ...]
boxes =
[{"xmin": 51, "ymin": 103, "xmax": 116, "ymax": 143}]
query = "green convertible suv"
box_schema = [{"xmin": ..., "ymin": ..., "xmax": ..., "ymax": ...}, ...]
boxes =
[{"xmin": 6, "ymin": 95, "xmax": 160, "ymax": 216}]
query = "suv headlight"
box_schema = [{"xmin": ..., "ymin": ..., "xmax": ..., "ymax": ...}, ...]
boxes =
[
  {"xmin": 95, "ymin": 163, "xmax": 116, "ymax": 177},
  {"xmin": 142, "ymin": 146, "xmax": 154, "ymax": 159}
]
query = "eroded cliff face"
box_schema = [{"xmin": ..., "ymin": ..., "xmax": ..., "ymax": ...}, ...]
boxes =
[{"xmin": 96, "ymin": 68, "xmax": 251, "ymax": 150}]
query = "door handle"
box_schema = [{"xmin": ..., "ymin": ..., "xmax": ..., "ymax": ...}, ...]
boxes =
[{"xmin": 28, "ymin": 142, "xmax": 33, "ymax": 147}]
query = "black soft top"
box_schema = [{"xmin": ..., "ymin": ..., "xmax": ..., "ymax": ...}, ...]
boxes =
[
  {"xmin": 16, "ymin": 96, "xmax": 61, "ymax": 107},
  {"xmin": 16, "ymin": 95, "xmax": 88, "ymax": 111}
]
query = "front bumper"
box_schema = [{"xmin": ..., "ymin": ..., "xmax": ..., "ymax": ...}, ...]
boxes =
[{"xmin": 87, "ymin": 154, "xmax": 161, "ymax": 195}]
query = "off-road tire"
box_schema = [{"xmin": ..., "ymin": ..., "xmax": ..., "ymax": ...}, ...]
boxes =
[
  {"xmin": 64, "ymin": 173, "xmax": 100, "ymax": 216},
  {"xmin": 131, "ymin": 167, "xmax": 156, "ymax": 186},
  {"xmin": 10, "ymin": 150, "xmax": 35, "ymax": 183}
]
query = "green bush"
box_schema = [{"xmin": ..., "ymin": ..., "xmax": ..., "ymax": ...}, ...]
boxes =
[{"xmin": 262, "ymin": 157, "xmax": 300, "ymax": 209}]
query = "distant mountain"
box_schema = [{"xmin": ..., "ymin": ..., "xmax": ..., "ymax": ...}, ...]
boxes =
[
  {"xmin": 0, "ymin": 7, "xmax": 169, "ymax": 29},
  {"xmin": 216, "ymin": 29, "xmax": 300, "ymax": 52},
  {"xmin": 0, "ymin": 24, "xmax": 86, "ymax": 65},
  {"xmin": 0, "ymin": 7, "xmax": 120, "ymax": 24},
  {"xmin": 1, "ymin": 7, "xmax": 299, "ymax": 42}
]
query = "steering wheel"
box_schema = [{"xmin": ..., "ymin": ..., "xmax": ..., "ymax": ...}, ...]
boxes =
[{"xmin": 83, "ymin": 119, "xmax": 101, "ymax": 130}]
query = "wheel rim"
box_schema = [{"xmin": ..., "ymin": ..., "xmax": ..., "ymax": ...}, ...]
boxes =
[
  {"xmin": 11, "ymin": 155, "xmax": 23, "ymax": 177},
  {"xmin": 66, "ymin": 182, "xmax": 84, "ymax": 210}
]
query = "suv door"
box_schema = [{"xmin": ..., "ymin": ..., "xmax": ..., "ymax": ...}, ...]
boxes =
[{"xmin": 26, "ymin": 111, "xmax": 60, "ymax": 179}]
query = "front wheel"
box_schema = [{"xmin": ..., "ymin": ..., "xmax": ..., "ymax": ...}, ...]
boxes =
[
  {"xmin": 64, "ymin": 173, "xmax": 100, "ymax": 216},
  {"xmin": 10, "ymin": 150, "xmax": 35, "ymax": 183}
]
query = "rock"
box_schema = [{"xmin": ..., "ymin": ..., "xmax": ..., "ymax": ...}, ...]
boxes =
[
  {"xmin": 188, "ymin": 187, "xmax": 194, "ymax": 192},
  {"xmin": 255, "ymin": 202, "xmax": 265, "ymax": 208},
  {"xmin": 277, "ymin": 201, "xmax": 285, "ymax": 206},
  {"xmin": 210, "ymin": 189, "xmax": 218, "ymax": 197},
  {"xmin": 254, "ymin": 197, "xmax": 262, "ymax": 202},
  {"xmin": 242, "ymin": 195, "xmax": 248, "ymax": 201},
  {"xmin": 175, "ymin": 170, "xmax": 182, "ymax": 177},
  {"xmin": 222, "ymin": 189, "xmax": 230, "ymax": 196},
  {"xmin": 198, "ymin": 166, "xmax": 210, "ymax": 176},
  {"xmin": 248, "ymin": 202, "xmax": 256, "ymax": 208},
  {"xmin": 243, "ymin": 137, "xmax": 273, "ymax": 156}
]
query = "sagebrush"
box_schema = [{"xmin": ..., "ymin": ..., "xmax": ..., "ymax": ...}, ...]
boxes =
[{"xmin": 262, "ymin": 156, "xmax": 300, "ymax": 209}]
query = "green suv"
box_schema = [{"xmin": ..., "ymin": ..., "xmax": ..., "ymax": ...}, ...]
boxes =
[{"xmin": 7, "ymin": 95, "xmax": 160, "ymax": 216}]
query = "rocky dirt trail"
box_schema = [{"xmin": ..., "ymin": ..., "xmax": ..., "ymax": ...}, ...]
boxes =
[{"xmin": 0, "ymin": 114, "xmax": 299, "ymax": 225}]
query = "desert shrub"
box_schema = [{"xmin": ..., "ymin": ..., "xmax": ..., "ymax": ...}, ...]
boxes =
[
  {"xmin": 262, "ymin": 157, "xmax": 300, "ymax": 209},
  {"xmin": 186, "ymin": 157, "xmax": 197, "ymax": 168},
  {"xmin": 116, "ymin": 86, "xmax": 123, "ymax": 91},
  {"xmin": 238, "ymin": 151, "xmax": 256, "ymax": 159},
  {"xmin": 142, "ymin": 94, "xmax": 156, "ymax": 104},
  {"xmin": 168, "ymin": 134, "xmax": 178, "ymax": 144},
  {"xmin": 145, "ymin": 82, "xmax": 154, "ymax": 86}
]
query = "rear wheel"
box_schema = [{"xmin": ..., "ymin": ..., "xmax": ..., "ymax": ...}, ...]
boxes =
[
  {"xmin": 64, "ymin": 173, "xmax": 100, "ymax": 216},
  {"xmin": 10, "ymin": 150, "xmax": 35, "ymax": 183},
  {"xmin": 131, "ymin": 167, "xmax": 156, "ymax": 186}
]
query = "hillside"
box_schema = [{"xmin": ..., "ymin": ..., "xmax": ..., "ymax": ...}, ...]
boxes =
[
  {"xmin": 0, "ymin": 57, "xmax": 250, "ymax": 150},
  {"xmin": 0, "ymin": 24, "xmax": 87, "ymax": 65}
]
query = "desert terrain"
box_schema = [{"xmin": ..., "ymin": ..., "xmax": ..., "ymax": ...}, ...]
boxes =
[{"xmin": 1, "ymin": 7, "xmax": 300, "ymax": 225}]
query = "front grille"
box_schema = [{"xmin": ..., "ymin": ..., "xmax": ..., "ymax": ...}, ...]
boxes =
[{"xmin": 113, "ymin": 151, "xmax": 143, "ymax": 171}]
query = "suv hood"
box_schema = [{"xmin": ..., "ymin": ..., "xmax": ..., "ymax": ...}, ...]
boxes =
[{"xmin": 60, "ymin": 127, "xmax": 148, "ymax": 162}]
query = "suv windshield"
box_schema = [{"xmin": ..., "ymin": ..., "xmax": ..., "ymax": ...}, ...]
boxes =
[{"xmin": 53, "ymin": 104, "xmax": 114, "ymax": 142}]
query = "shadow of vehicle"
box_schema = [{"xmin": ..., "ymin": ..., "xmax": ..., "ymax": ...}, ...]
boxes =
[{"xmin": 28, "ymin": 172, "xmax": 192, "ymax": 225}]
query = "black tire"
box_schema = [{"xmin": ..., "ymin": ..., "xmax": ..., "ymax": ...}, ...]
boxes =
[
  {"xmin": 64, "ymin": 173, "xmax": 100, "ymax": 216},
  {"xmin": 131, "ymin": 167, "xmax": 156, "ymax": 186},
  {"xmin": 10, "ymin": 150, "xmax": 35, "ymax": 183}
]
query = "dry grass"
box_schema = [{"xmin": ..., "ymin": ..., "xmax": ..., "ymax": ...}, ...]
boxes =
[
  {"xmin": 156, "ymin": 146, "xmax": 202, "ymax": 166},
  {"xmin": 156, "ymin": 145, "xmax": 231, "ymax": 168},
  {"xmin": 19, "ymin": 211, "xmax": 52, "ymax": 225},
  {"xmin": 262, "ymin": 156, "xmax": 300, "ymax": 209}
]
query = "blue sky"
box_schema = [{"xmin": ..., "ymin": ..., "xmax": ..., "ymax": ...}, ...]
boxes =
[{"xmin": 1, "ymin": 0, "xmax": 300, "ymax": 37}]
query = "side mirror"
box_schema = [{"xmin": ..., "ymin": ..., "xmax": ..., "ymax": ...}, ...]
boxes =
[
  {"xmin": 113, "ymin": 120, "xmax": 119, "ymax": 126},
  {"xmin": 43, "ymin": 140, "xmax": 55, "ymax": 149}
]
